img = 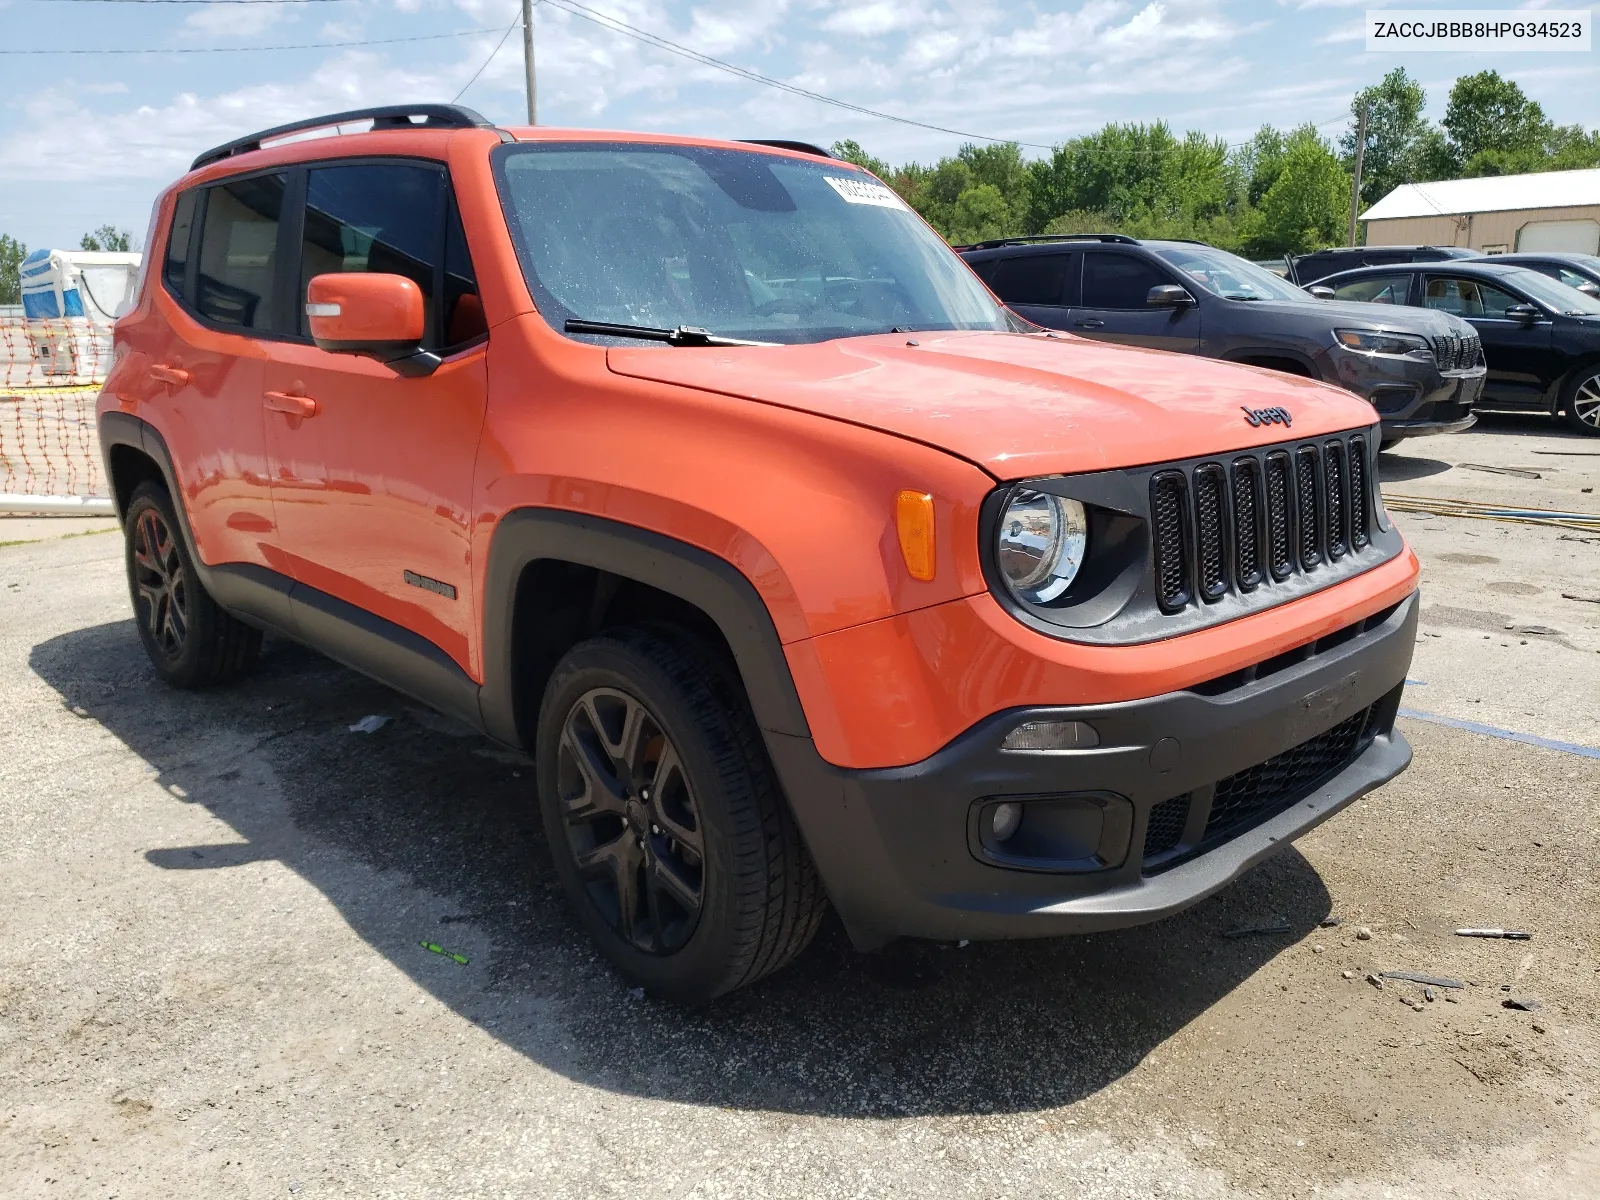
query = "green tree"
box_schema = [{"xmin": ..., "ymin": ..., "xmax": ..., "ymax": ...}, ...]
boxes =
[
  {"xmin": 0, "ymin": 233, "xmax": 25, "ymax": 306},
  {"xmin": 1248, "ymin": 134, "xmax": 1351, "ymax": 257},
  {"xmin": 80, "ymin": 225, "xmax": 133, "ymax": 252},
  {"xmin": 829, "ymin": 139, "xmax": 890, "ymax": 178},
  {"xmin": 1443, "ymin": 70, "xmax": 1550, "ymax": 171},
  {"xmin": 1341, "ymin": 68, "xmax": 1442, "ymax": 208}
]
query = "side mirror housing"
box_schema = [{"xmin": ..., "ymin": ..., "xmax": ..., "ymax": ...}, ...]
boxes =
[
  {"xmin": 1576, "ymin": 281, "xmax": 1600, "ymax": 298},
  {"xmin": 1306, "ymin": 285, "xmax": 1336, "ymax": 300},
  {"xmin": 306, "ymin": 273, "xmax": 439, "ymax": 377},
  {"xmin": 1503, "ymin": 302, "xmax": 1542, "ymax": 325},
  {"xmin": 1146, "ymin": 284, "xmax": 1195, "ymax": 308}
]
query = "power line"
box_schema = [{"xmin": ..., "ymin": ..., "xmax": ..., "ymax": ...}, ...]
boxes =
[
  {"xmin": 31, "ymin": 0, "xmax": 355, "ymax": 4},
  {"xmin": 0, "ymin": 26, "xmax": 502, "ymax": 52},
  {"xmin": 453, "ymin": 9, "xmax": 522, "ymax": 104}
]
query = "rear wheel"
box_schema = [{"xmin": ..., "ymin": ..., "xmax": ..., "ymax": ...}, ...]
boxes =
[
  {"xmin": 124, "ymin": 482, "xmax": 261, "ymax": 687},
  {"xmin": 535, "ymin": 627, "xmax": 824, "ymax": 1002},
  {"xmin": 1561, "ymin": 367, "xmax": 1600, "ymax": 436}
]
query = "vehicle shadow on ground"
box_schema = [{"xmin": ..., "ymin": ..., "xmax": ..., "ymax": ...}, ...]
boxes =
[
  {"xmin": 32, "ymin": 620, "xmax": 1334, "ymax": 1119},
  {"xmin": 1376, "ymin": 452, "xmax": 1453, "ymax": 483}
]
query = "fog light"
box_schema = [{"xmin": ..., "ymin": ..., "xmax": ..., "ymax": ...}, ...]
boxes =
[
  {"xmin": 989, "ymin": 801, "xmax": 1022, "ymax": 841},
  {"xmin": 1001, "ymin": 719, "xmax": 1099, "ymax": 752}
]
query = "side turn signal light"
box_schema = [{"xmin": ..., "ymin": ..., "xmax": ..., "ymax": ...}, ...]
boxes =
[{"xmin": 896, "ymin": 490, "xmax": 936, "ymax": 581}]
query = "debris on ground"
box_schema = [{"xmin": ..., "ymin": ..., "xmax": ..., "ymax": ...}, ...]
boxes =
[
  {"xmin": 1456, "ymin": 928, "xmax": 1532, "ymax": 940},
  {"xmin": 1342, "ymin": 970, "xmax": 1355, "ymax": 979},
  {"xmin": 1424, "ymin": 987, "xmax": 1436, "ymax": 1002},
  {"xmin": 1502, "ymin": 997, "xmax": 1542, "ymax": 1012},
  {"xmin": 348, "ymin": 715, "xmax": 391, "ymax": 734},
  {"xmin": 1460, "ymin": 463, "xmax": 1540, "ymax": 479},
  {"xmin": 1318, "ymin": 916, "xmax": 1343, "ymax": 928},
  {"xmin": 419, "ymin": 940, "xmax": 469, "ymax": 965},
  {"xmin": 1366, "ymin": 973, "xmax": 1384, "ymax": 989},
  {"xmin": 628, "ymin": 988, "xmax": 645, "ymax": 1000},
  {"xmin": 1561, "ymin": 592, "xmax": 1600, "ymax": 605},
  {"xmin": 1379, "ymin": 971, "xmax": 1465, "ymax": 989},
  {"xmin": 1356, "ymin": 926, "xmax": 1374, "ymax": 940},
  {"xmin": 1223, "ymin": 923, "xmax": 1292, "ymax": 939}
]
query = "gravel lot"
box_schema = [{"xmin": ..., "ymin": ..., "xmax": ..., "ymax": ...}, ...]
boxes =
[{"xmin": 2, "ymin": 415, "xmax": 1597, "ymax": 1199}]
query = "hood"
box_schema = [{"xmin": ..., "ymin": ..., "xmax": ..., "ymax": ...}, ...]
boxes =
[
  {"xmin": 1247, "ymin": 296, "xmax": 1465, "ymax": 335},
  {"xmin": 607, "ymin": 331, "xmax": 1378, "ymax": 479}
]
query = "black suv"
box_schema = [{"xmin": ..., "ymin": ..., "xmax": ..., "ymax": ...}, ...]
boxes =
[
  {"xmin": 1487, "ymin": 252, "xmax": 1600, "ymax": 298},
  {"xmin": 960, "ymin": 234, "xmax": 1486, "ymax": 446},
  {"xmin": 1321, "ymin": 258, "xmax": 1600, "ymax": 436},
  {"xmin": 1291, "ymin": 245, "xmax": 1480, "ymax": 286}
]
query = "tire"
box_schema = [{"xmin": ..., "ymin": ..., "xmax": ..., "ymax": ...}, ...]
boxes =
[
  {"xmin": 535, "ymin": 627, "xmax": 825, "ymax": 1002},
  {"xmin": 124, "ymin": 481, "xmax": 262, "ymax": 688},
  {"xmin": 1560, "ymin": 366, "xmax": 1600, "ymax": 436}
]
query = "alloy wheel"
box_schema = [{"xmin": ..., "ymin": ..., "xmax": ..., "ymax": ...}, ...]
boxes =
[
  {"xmin": 132, "ymin": 508, "xmax": 189, "ymax": 656},
  {"xmin": 1574, "ymin": 372, "xmax": 1600, "ymax": 430},
  {"xmin": 555, "ymin": 687, "xmax": 705, "ymax": 954}
]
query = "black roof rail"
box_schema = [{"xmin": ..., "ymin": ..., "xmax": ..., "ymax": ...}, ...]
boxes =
[
  {"xmin": 959, "ymin": 233, "xmax": 1141, "ymax": 251},
  {"xmin": 737, "ymin": 139, "xmax": 834, "ymax": 159},
  {"xmin": 191, "ymin": 104, "xmax": 500, "ymax": 171}
]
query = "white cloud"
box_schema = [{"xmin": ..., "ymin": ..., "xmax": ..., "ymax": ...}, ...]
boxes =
[{"xmin": 182, "ymin": 4, "xmax": 290, "ymax": 39}]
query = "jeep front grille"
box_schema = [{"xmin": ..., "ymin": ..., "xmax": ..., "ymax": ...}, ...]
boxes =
[{"xmin": 1148, "ymin": 431, "xmax": 1376, "ymax": 615}]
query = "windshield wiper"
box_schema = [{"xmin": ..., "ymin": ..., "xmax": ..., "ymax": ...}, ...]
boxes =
[{"xmin": 565, "ymin": 318, "xmax": 777, "ymax": 347}]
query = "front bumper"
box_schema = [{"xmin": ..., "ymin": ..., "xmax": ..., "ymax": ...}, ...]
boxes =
[
  {"xmin": 768, "ymin": 590, "xmax": 1418, "ymax": 949},
  {"xmin": 1325, "ymin": 347, "xmax": 1485, "ymax": 441}
]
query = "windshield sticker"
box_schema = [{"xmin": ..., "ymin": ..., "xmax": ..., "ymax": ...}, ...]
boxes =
[{"xmin": 824, "ymin": 176, "xmax": 907, "ymax": 210}]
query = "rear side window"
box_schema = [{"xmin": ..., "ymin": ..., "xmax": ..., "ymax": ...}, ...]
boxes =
[
  {"xmin": 195, "ymin": 173, "xmax": 288, "ymax": 331},
  {"xmin": 1082, "ymin": 253, "xmax": 1170, "ymax": 309},
  {"xmin": 299, "ymin": 163, "xmax": 483, "ymax": 351},
  {"xmin": 1331, "ymin": 274, "xmax": 1410, "ymax": 305},
  {"xmin": 990, "ymin": 254, "xmax": 1071, "ymax": 306},
  {"xmin": 163, "ymin": 190, "xmax": 198, "ymax": 300}
]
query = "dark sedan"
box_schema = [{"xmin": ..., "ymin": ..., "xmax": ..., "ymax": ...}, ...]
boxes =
[
  {"xmin": 1320, "ymin": 260, "xmax": 1600, "ymax": 436},
  {"xmin": 1488, "ymin": 252, "xmax": 1600, "ymax": 298}
]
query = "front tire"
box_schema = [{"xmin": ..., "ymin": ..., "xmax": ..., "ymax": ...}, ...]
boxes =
[
  {"xmin": 1561, "ymin": 367, "xmax": 1600, "ymax": 436},
  {"xmin": 124, "ymin": 481, "xmax": 261, "ymax": 688},
  {"xmin": 535, "ymin": 628, "xmax": 824, "ymax": 1002}
]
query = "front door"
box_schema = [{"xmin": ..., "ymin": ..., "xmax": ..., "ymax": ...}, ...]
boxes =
[
  {"xmin": 263, "ymin": 160, "xmax": 490, "ymax": 674},
  {"xmin": 1420, "ymin": 273, "xmax": 1553, "ymax": 409},
  {"xmin": 1074, "ymin": 250, "xmax": 1201, "ymax": 352}
]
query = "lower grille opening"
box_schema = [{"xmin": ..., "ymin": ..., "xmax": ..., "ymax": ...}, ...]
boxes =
[{"xmin": 1142, "ymin": 793, "xmax": 1190, "ymax": 860}]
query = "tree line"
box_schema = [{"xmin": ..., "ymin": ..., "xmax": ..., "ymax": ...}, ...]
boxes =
[{"xmin": 834, "ymin": 69, "xmax": 1600, "ymax": 259}]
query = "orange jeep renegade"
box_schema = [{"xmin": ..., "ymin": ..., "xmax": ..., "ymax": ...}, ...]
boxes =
[{"xmin": 99, "ymin": 105, "xmax": 1420, "ymax": 1002}]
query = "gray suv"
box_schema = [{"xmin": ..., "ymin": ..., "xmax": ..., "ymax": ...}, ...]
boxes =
[{"xmin": 959, "ymin": 235, "xmax": 1486, "ymax": 446}]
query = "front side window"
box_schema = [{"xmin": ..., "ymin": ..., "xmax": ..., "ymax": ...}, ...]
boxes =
[
  {"xmin": 492, "ymin": 143, "xmax": 1010, "ymax": 344},
  {"xmin": 1152, "ymin": 244, "xmax": 1308, "ymax": 302},
  {"xmin": 990, "ymin": 254, "xmax": 1072, "ymax": 306},
  {"xmin": 195, "ymin": 173, "xmax": 287, "ymax": 331},
  {"xmin": 1331, "ymin": 274, "xmax": 1411, "ymax": 305},
  {"xmin": 1423, "ymin": 276, "xmax": 1521, "ymax": 319},
  {"xmin": 1081, "ymin": 253, "xmax": 1173, "ymax": 309}
]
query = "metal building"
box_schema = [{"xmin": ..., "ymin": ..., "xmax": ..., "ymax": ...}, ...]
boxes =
[{"xmin": 1360, "ymin": 168, "xmax": 1600, "ymax": 255}]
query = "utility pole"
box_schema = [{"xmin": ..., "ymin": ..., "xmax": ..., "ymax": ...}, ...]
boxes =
[
  {"xmin": 1347, "ymin": 105, "xmax": 1368, "ymax": 248},
  {"xmin": 522, "ymin": 0, "xmax": 537, "ymax": 125}
]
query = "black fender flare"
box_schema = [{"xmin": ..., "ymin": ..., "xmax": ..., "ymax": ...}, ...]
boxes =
[{"xmin": 1220, "ymin": 347, "xmax": 1322, "ymax": 380}]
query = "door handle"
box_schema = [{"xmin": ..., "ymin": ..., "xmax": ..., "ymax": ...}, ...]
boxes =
[
  {"xmin": 263, "ymin": 390, "xmax": 319, "ymax": 418},
  {"xmin": 1075, "ymin": 319, "xmax": 1105, "ymax": 329},
  {"xmin": 150, "ymin": 363, "xmax": 190, "ymax": 386}
]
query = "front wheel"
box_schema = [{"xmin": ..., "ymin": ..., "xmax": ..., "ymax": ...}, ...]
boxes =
[
  {"xmin": 535, "ymin": 628, "xmax": 825, "ymax": 1003},
  {"xmin": 1561, "ymin": 367, "xmax": 1600, "ymax": 436}
]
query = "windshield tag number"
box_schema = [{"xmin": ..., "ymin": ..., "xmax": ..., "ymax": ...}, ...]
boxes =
[{"xmin": 824, "ymin": 176, "xmax": 907, "ymax": 210}]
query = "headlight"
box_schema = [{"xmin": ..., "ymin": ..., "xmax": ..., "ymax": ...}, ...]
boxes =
[
  {"xmin": 1335, "ymin": 329, "xmax": 1431, "ymax": 358},
  {"xmin": 996, "ymin": 490, "xmax": 1088, "ymax": 603}
]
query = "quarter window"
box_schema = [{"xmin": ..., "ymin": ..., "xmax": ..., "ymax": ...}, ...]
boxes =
[
  {"xmin": 1331, "ymin": 274, "xmax": 1410, "ymax": 305},
  {"xmin": 989, "ymin": 254, "xmax": 1072, "ymax": 306},
  {"xmin": 194, "ymin": 173, "xmax": 287, "ymax": 331},
  {"xmin": 1081, "ymin": 253, "xmax": 1170, "ymax": 309},
  {"xmin": 163, "ymin": 189, "xmax": 198, "ymax": 301},
  {"xmin": 1423, "ymin": 277, "xmax": 1520, "ymax": 319}
]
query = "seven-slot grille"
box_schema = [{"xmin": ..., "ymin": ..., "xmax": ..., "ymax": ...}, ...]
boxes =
[
  {"xmin": 1151, "ymin": 432, "xmax": 1374, "ymax": 614},
  {"xmin": 1433, "ymin": 330, "xmax": 1480, "ymax": 371}
]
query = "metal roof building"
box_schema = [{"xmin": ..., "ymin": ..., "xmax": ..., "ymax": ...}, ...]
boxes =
[{"xmin": 1360, "ymin": 167, "xmax": 1600, "ymax": 255}]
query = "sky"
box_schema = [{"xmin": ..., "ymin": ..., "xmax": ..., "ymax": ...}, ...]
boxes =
[{"xmin": 1, "ymin": 0, "xmax": 1596, "ymax": 251}]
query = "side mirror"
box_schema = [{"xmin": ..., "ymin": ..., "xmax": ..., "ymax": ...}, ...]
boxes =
[
  {"xmin": 1577, "ymin": 281, "xmax": 1600, "ymax": 298},
  {"xmin": 1146, "ymin": 284, "xmax": 1195, "ymax": 308},
  {"xmin": 1306, "ymin": 285, "xmax": 1336, "ymax": 300},
  {"xmin": 1502, "ymin": 303, "xmax": 1542, "ymax": 325},
  {"xmin": 306, "ymin": 273, "xmax": 439, "ymax": 377}
]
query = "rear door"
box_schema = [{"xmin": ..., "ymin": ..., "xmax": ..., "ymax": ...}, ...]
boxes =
[
  {"xmin": 983, "ymin": 251, "xmax": 1077, "ymax": 330},
  {"xmin": 1074, "ymin": 250, "xmax": 1201, "ymax": 352},
  {"xmin": 262, "ymin": 159, "xmax": 490, "ymax": 673},
  {"xmin": 1420, "ymin": 272, "xmax": 1552, "ymax": 408}
]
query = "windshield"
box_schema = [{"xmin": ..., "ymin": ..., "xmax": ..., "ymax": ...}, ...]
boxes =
[
  {"xmin": 491, "ymin": 143, "xmax": 1011, "ymax": 345},
  {"xmin": 1152, "ymin": 244, "xmax": 1311, "ymax": 302},
  {"xmin": 1503, "ymin": 267, "xmax": 1600, "ymax": 315}
]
